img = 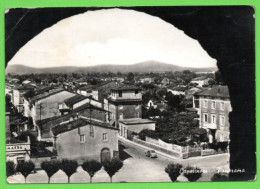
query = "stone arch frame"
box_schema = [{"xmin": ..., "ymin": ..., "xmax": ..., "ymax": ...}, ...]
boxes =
[{"xmin": 5, "ymin": 6, "xmax": 255, "ymax": 180}]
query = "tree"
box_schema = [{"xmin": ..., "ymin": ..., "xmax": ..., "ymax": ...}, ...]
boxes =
[
  {"xmin": 183, "ymin": 166, "xmax": 202, "ymax": 182},
  {"xmin": 127, "ymin": 72, "xmax": 134, "ymax": 82},
  {"xmin": 102, "ymin": 157, "xmax": 123, "ymax": 182},
  {"xmin": 211, "ymin": 173, "xmax": 229, "ymax": 181},
  {"xmin": 16, "ymin": 161, "xmax": 35, "ymax": 183},
  {"xmin": 165, "ymin": 163, "xmax": 183, "ymax": 182},
  {"xmin": 82, "ymin": 160, "xmax": 102, "ymax": 183},
  {"xmin": 6, "ymin": 161, "xmax": 16, "ymax": 178},
  {"xmin": 41, "ymin": 160, "xmax": 60, "ymax": 183},
  {"xmin": 60, "ymin": 159, "xmax": 78, "ymax": 183}
]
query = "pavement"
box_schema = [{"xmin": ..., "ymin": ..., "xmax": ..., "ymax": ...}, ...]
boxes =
[{"xmin": 7, "ymin": 137, "xmax": 229, "ymax": 183}]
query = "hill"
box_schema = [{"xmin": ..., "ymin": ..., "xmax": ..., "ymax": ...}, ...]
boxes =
[{"xmin": 5, "ymin": 61, "xmax": 217, "ymax": 75}]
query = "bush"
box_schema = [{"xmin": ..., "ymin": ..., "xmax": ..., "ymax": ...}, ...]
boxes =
[
  {"xmin": 102, "ymin": 157, "xmax": 123, "ymax": 183},
  {"xmin": 6, "ymin": 161, "xmax": 16, "ymax": 178},
  {"xmin": 183, "ymin": 166, "xmax": 203, "ymax": 182},
  {"xmin": 16, "ymin": 161, "xmax": 35, "ymax": 183},
  {"xmin": 165, "ymin": 163, "xmax": 183, "ymax": 182},
  {"xmin": 138, "ymin": 129, "xmax": 157, "ymax": 141},
  {"xmin": 82, "ymin": 160, "xmax": 102, "ymax": 183},
  {"xmin": 211, "ymin": 173, "xmax": 229, "ymax": 181}
]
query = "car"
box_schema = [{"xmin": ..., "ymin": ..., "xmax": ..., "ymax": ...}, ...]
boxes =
[{"xmin": 145, "ymin": 150, "xmax": 158, "ymax": 158}]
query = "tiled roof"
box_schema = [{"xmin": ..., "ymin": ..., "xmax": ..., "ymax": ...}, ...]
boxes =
[
  {"xmin": 64, "ymin": 95, "xmax": 88, "ymax": 106},
  {"xmin": 119, "ymin": 118, "xmax": 155, "ymax": 125},
  {"xmin": 52, "ymin": 117, "xmax": 117, "ymax": 135},
  {"xmin": 111, "ymin": 85, "xmax": 140, "ymax": 91},
  {"xmin": 192, "ymin": 76, "xmax": 208, "ymax": 81},
  {"xmin": 195, "ymin": 85, "xmax": 230, "ymax": 98},
  {"xmin": 74, "ymin": 84, "xmax": 87, "ymax": 90},
  {"xmin": 30, "ymin": 88, "xmax": 70, "ymax": 103},
  {"xmin": 172, "ymin": 86, "xmax": 187, "ymax": 91},
  {"xmin": 77, "ymin": 85, "xmax": 96, "ymax": 91}
]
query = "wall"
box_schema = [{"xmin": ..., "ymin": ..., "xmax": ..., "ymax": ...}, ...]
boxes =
[
  {"xmin": 34, "ymin": 91, "xmax": 75, "ymax": 121},
  {"xmin": 111, "ymin": 90, "xmax": 142, "ymax": 100},
  {"xmin": 12, "ymin": 89, "xmax": 20, "ymax": 106},
  {"xmin": 119, "ymin": 122, "xmax": 155, "ymax": 137},
  {"xmin": 56, "ymin": 124, "xmax": 118, "ymax": 164}
]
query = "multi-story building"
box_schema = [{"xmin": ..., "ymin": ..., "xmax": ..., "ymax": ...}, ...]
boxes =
[
  {"xmin": 104, "ymin": 85, "xmax": 155, "ymax": 138},
  {"xmin": 193, "ymin": 85, "xmax": 231, "ymax": 143},
  {"xmin": 104, "ymin": 85, "xmax": 142, "ymax": 127}
]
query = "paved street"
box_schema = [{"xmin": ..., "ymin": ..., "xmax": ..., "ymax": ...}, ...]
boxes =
[{"xmin": 7, "ymin": 139, "xmax": 229, "ymax": 183}]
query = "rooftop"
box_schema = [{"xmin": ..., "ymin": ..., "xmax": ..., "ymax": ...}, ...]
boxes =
[
  {"xmin": 119, "ymin": 118, "xmax": 156, "ymax": 125},
  {"xmin": 191, "ymin": 76, "xmax": 208, "ymax": 81},
  {"xmin": 52, "ymin": 117, "xmax": 117, "ymax": 135},
  {"xmin": 64, "ymin": 95, "xmax": 89, "ymax": 106},
  {"xmin": 30, "ymin": 88, "xmax": 69, "ymax": 103},
  {"xmin": 111, "ymin": 85, "xmax": 141, "ymax": 91},
  {"xmin": 195, "ymin": 85, "xmax": 230, "ymax": 98}
]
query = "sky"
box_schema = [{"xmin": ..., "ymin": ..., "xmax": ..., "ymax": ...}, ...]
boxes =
[{"xmin": 8, "ymin": 8, "xmax": 217, "ymax": 68}]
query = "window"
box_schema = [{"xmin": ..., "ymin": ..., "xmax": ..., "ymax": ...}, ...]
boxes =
[
  {"xmin": 119, "ymin": 113, "xmax": 124, "ymax": 119},
  {"xmin": 135, "ymin": 112, "xmax": 139, "ymax": 118},
  {"xmin": 119, "ymin": 105, "xmax": 123, "ymax": 110},
  {"xmin": 220, "ymin": 115, "xmax": 225, "ymax": 127},
  {"xmin": 135, "ymin": 104, "xmax": 139, "ymax": 109},
  {"xmin": 80, "ymin": 135, "xmax": 85, "ymax": 143},
  {"xmin": 211, "ymin": 114, "xmax": 216, "ymax": 124},
  {"xmin": 204, "ymin": 100, "xmax": 208, "ymax": 108},
  {"xmin": 102, "ymin": 133, "xmax": 108, "ymax": 141},
  {"xmin": 17, "ymin": 157, "xmax": 25, "ymax": 164},
  {"xmin": 221, "ymin": 102, "xmax": 225, "ymax": 110},
  {"xmin": 90, "ymin": 125, "xmax": 94, "ymax": 137},
  {"xmin": 220, "ymin": 134, "xmax": 224, "ymax": 142},
  {"xmin": 118, "ymin": 91, "xmax": 122, "ymax": 97},
  {"xmin": 211, "ymin": 101, "xmax": 216, "ymax": 109},
  {"xmin": 135, "ymin": 90, "xmax": 139, "ymax": 95},
  {"xmin": 203, "ymin": 113, "xmax": 208, "ymax": 123}
]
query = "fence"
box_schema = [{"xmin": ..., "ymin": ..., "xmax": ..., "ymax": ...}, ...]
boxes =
[{"xmin": 132, "ymin": 136, "xmax": 223, "ymax": 159}]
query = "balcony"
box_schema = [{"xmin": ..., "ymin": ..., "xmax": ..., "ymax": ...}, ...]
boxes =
[{"xmin": 204, "ymin": 122, "xmax": 217, "ymax": 129}]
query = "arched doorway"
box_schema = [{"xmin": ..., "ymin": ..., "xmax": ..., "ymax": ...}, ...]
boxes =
[{"xmin": 101, "ymin": 148, "xmax": 111, "ymax": 162}]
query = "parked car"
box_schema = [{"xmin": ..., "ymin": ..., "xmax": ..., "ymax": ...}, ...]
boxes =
[{"xmin": 145, "ymin": 150, "xmax": 158, "ymax": 158}]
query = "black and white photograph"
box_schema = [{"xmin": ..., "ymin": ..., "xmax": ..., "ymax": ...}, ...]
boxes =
[{"xmin": 5, "ymin": 6, "xmax": 255, "ymax": 183}]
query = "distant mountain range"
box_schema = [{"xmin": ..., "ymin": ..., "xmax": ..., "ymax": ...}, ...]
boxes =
[{"xmin": 5, "ymin": 61, "xmax": 217, "ymax": 75}]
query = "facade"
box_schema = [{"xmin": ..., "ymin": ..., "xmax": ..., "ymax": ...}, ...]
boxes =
[
  {"xmin": 29, "ymin": 89, "xmax": 75, "ymax": 124},
  {"xmin": 161, "ymin": 77, "xmax": 170, "ymax": 85},
  {"xmin": 76, "ymin": 85, "xmax": 98, "ymax": 100},
  {"xmin": 119, "ymin": 118, "xmax": 156, "ymax": 139},
  {"xmin": 139, "ymin": 77, "xmax": 154, "ymax": 83},
  {"xmin": 167, "ymin": 86, "xmax": 186, "ymax": 96},
  {"xmin": 104, "ymin": 85, "xmax": 142, "ymax": 128},
  {"xmin": 193, "ymin": 86, "xmax": 231, "ymax": 142},
  {"xmin": 190, "ymin": 77, "xmax": 210, "ymax": 87},
  {"xmin": 52, "ymin": 117, "xmax": 118, "ymax": 164}
]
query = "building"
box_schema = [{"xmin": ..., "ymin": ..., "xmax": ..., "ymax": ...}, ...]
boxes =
[
  {"xmin": 161, "ymin": 77, "xmax": 170, "ymax": 85},
  {"xmin": 185, "ymin": 87, "xmax": 203, "ymax": 99},
  {"xmin": 139, "ymin": 77, "xmax": 154, "ymax": 84},
  {"xmin": 167, "ymin": 86, "xmax": 186, "ymax": 96},
  {"xmin": 119, "ymin": 119, "xmax": 155, "ymax": 139},
  {"xmin": 29, "ymin": 88, "xmax": 75, "ymax": 124},
  {"xmin": 193, "ymin": 86, "xmax": 231, "ymax": 143},
  {"xmin": 104, "ymin": 85, "xmax": 143, "ymax": 128},
  {"xmin": 190, "ymin": 76, "xmax": 210, "ymax": 87},
  {"xmin": 52, "ymin": 117, "xmax": 119, "ymax": 163},
  {"xmin": 75, "ymin": 85, "xmax": 98, "ymax": 100},
  {"xmin": 96, "ymin": 81, "xmax": 123, "ymax": 103}
]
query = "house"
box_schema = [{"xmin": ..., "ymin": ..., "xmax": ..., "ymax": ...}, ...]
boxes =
[
  {"xmin": 190, "ymin": 76, "xmax": 210, "ymax": 87},
  {"xmin": 75, "ymin": 85, "xmax": 98, "ymax": 100},
  {"xmin": 76, "ymin": 79, "xmax": 88, "ymax": 85},
  {"xmin": 96, "ymin": 81, "xmax": 123, "ymax": 103},
  {"xmin": 52, "ymin": 117, "xmax": 119, "ymax": 163},
  {"xmin": 29, "ymin": 88, "xmax": 76, "ymax": 124},
  {"xmin": 6, "ymin": 115, "xmax": 31, "ymax": 164},
  {"xmin": 161, "ymin": 77, "xmax": 170, "ymax": 85},
  {"xmin": 37, "ymin": 103, "xmax": 108, "ymax": 140},
  {"xmin": 104, "ymin": 85, "xmax": 143, "ymax": 128},
  {"xmin": 58, "ymin": 94, "xmax": 103, "ymax": 115},
  {"xmin": 111, "ymin": 77, "xmax": 125, "ymax": 82},
  {"xmin": 193, "ymin": 85, "xmax": 231, "ymax": 143},
  {"xmin": 139, "ymin": 77, "xmax": 154, "ymax": 84},
  {"xmin": 167, "ymin": 86, "xmax": 186, "ymax": 95},
  {"xmin": 185, "ymin": 87, "xmax": 203, "ymax": 99}
]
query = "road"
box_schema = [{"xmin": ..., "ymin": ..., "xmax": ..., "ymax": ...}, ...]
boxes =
[{"xmin": 7, "ymin": 139, "xmax": 229, "ymax": 183}]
